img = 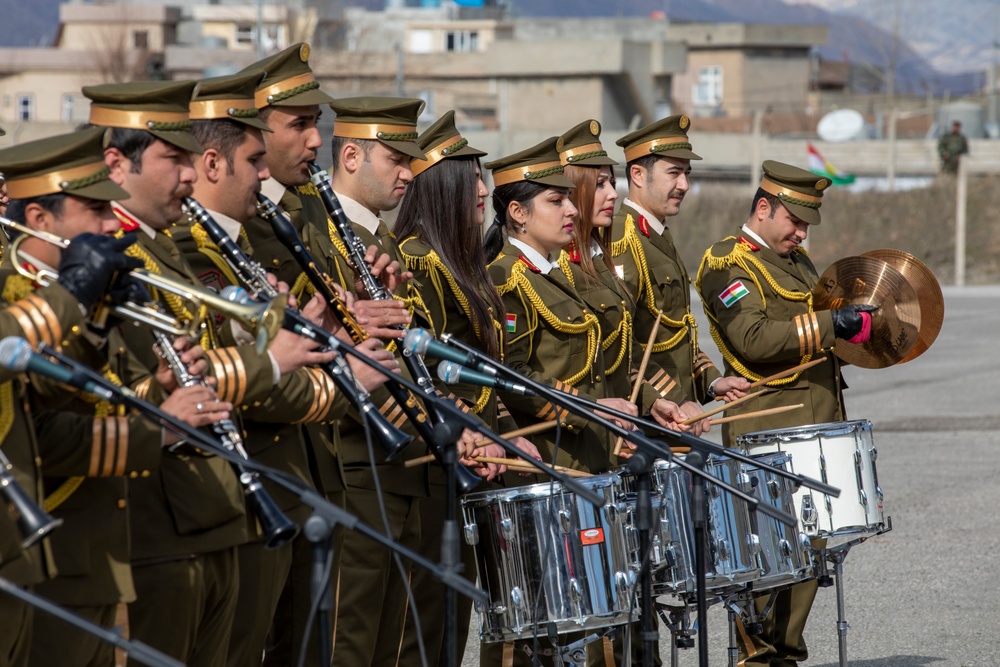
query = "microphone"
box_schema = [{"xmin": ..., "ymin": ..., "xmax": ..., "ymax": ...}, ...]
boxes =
[
  {"xmin": 436, "ymin": 361, "xmax": 532, "ymax": 396},
  {"xmin": 403, "ymin": 328, "xmax": 497, "ymax": 376},
  {"xmin": 0, "ymin": 337, "xmax": 116, "ymax": 401}
]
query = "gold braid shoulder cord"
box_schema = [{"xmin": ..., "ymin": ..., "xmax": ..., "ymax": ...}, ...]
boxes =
[
  {"xmin": 401, "ymin": 242, "xmax": 499, "ymax": 413},
  {"xmin": 557, "ymin": 251, "xmax": 632, "ymax": 375},
  {"xmin": 694, "ymin": 237, "xmax": 813, "ymax": 386},
  {"xmin": 301, "ymin": 183, "xmax": 435, "ymax": 353},
  {"xmin": 496, "ymin": 259, "xmax": 600, "ymax": 387},
  {"xmin": 1, "ymin": 274, "xmax": 124, "ymax": 511},
  {"xmin": 118, "ymin": 231, "xmax": 215, "ymax": 351},
  {"xmin": 610, "ymin": 214, "xmax": 696, "ymax": 353},
  {"xmin": 190, "ymin": 224, "xmax": 242, "ymax": 289}
]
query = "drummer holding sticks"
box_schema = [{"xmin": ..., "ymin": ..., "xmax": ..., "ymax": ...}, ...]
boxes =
[{"xmin": 695, "ymin": 161, "xmax": 876, "ymax": 667}]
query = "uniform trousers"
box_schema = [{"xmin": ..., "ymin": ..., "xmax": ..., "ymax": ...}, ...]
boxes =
[
  {"xmin": 397, "ymin": 487, "xmax": 475, "ymax": 667},
  {"xmin": 0, "ymin": 594, "xmax": 31, "ymax": 667},
  {"xmin": 30, "ymin": 603, "xmax": 116, "ymax": 667},
  {"xmin": 262, "ymin": 492, "xmax": 345, "ymax": 667},
  {"xmin": 331, "ymin": 487, "xmax": 421, "ymax": 667},
  {"xmin": 127, "ymin": 547, "xmax": 239, "ymax": 667}
]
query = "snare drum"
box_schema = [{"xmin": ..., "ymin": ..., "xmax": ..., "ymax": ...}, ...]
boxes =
[
  {"xmin": 621, "ymin": 457, "xmax": 760, "ymax": 598},
  {"xmin": 738, "ymin": 420, "xmax": 885, "ymax": 539},
  {"xmin": 740, "ymin": 453, "xmax": 813, "ymax": 589},
  {"xmin": 461, "ymin": 474, "xmax": 633, "ymax": 642}
]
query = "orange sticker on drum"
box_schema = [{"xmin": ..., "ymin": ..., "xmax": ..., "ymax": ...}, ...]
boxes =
[{"xmin": 580, "ymin": 528, "xmax": 605, "ymax": 545}]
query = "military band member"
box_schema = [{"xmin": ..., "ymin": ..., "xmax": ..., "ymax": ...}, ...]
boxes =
[
  {"xmin": 395, "ymin": 110, "xmax": 535, "ymax": 666},
  {"xmin": 172, "ymin": 69, "xmax": 399, "ymax": 667},
  {"xmin": 611, "ymin": 115, "xmax": 749, "ymax": 433},
  {"xmin": 0, "ymin": 127, "xmax": 233, "ymax": 667},
  {"xmin": 0, "ymin": 130, "xmax": 176, "ymax": 667},
  {"xmin": 83, "ymin": 79, "xmax": 308, "ymax": 667},
  {"xmin": 695, "ymin": 161, "xmax": 875, "ymax": 667}
]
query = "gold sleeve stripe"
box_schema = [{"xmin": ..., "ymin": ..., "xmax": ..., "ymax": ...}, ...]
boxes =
[
  {"xmin": 207, "ymin": 348, "xmax": 248, "ymax": 405},
  {"xmin": 134, "ymin": 377, "xmax": 152, "ymax": 401},
  {"xmin": 113, "ymin": 417, "xmax": 129, "ymax": 477},
  {"xmin": 298, "ymin": 368, "xmax": 337, "ymax": 423},
  {"xmin": 497, "ymin": 402, "xmax": 511, "ymax": 420},
  {"xmin": 101, "ymin": 417, "xmax": 118, "ymax": 477},
  {"xmin": 297, "ymin": 369, "xmax": 323, "ymax": 423},
  {"xmin": 5, "ymin": 303, "xmax": 40, "ymax": 348},
  {"xmin": 794, "ymin": 314, "xmax": 808, "ymax": 357},
  {"xmin": 808, "ymin": 312, "xmax": 821, "ymax": 354},
  {"xmin": 536, "ymin": 403, "xmax": 555, "ymax": 421},
  {"xmin": 26, "ymin": 294, "xmax": 61, "ymax": 348},
  {"xmin": 693, "ymin": 353, "xmax": 716, "ymax": 378},
  {"xmin": 88, "ymin": 418, "xmax": 103, "ymax": 478},
  {"xmin": 205, "ymin": 350, "xmax": 231, "ymax": 403}
]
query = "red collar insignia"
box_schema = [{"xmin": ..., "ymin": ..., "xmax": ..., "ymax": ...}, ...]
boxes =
[
  {"xmin": 738, "ymin": 236, "xmax": 761, "ymax": 251},
  {"xmin": 518, "ymin": 255, "xmax": 541, "ymax": 273},
  {"xmin": 112, "ymin": 204, "xmax": 141, "ymax": 232},
  {"xmin": 636, "ymin": 215, "xmax": 651, "ymax": 238},
  {"xmin": 566, "ymin": 243, "xmax": 581, "ymax": 263},
  {"xmin": 20, "ymin": 261, "xmax": 42, "ymax": 289}
]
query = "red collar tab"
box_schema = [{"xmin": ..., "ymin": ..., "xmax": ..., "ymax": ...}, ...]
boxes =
[
  {"xmin": 636, "ymin": 215, "xmax": 651, "ymax": 238},
  {"xmin": 112, "ymin": 204, "xmax": 141, "ymax": 232},
  {"xmin": 566, "ymin": 243, "xmax": 581, "ymax": 263},
  {"xmin": 518, "ymin": 255, "xmax": 541, "ymax": 273},
  {"xmin": 738, "ymin": 236, "xmax": 761, "ymax": 252}
]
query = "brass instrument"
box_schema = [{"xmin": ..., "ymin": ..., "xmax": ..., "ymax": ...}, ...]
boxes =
[{"xmin": 0, "ymin": 215, "xmax": 287, "ymax": 353}]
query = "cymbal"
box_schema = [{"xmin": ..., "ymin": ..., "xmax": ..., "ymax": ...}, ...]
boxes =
[
  {"xmin": 814, "ymin": 256, "xmax": 921, "ymax": 369},
  {"xmin": 861, "ymin": 249, "xmax": 944, "ymax": 363}
]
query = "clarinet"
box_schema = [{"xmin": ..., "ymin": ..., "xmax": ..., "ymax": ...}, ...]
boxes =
[
  {"xmin": 152, "ymin": 331, "xmax": 299, "ymax": 550},
  {"xmin": 181, "ymin": 198, "xmax": 414, "ymax": 460},
  {"xmin": 303, "ymin": 164, "xmax": 485, "ymax": 490},
  {"xmin": 257, "ymin": 189, "xmax": 483, "ymax": 495}
]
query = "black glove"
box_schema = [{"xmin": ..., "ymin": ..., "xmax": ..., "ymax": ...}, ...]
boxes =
[
  {"xmin": 58, "ymin": 233, "xmax": 143, "ymax": 312},
  {"xmin": 831, "ymin": 304, "xmax": 879, "ymax": 340}
]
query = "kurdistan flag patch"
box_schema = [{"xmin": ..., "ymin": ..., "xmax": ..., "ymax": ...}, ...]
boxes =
[
  {"xmin": 719, "ymin": 280, "xmax": 749, "ymax": 308},
  {"xmin": 506, "ymin": 313, "xmax": 517, "ymax": 332}
]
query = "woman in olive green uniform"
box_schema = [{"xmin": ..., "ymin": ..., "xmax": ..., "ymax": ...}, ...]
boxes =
[{"xmin": 395, "ymin": 111, "xmax": 529, "ymax": 666}]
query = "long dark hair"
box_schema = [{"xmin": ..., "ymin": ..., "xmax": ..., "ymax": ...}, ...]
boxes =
[
  {"xmin": 483, "ymin": 180, "xmax": 548, "ymax": 263},
  {"xmin": 395, "ymin": 157, "xmax": 504, "ymax": 359}
]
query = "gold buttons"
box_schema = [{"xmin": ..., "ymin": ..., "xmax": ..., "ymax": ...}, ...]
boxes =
[
  {"xmin": 141, "ymin": 470, "xmax": 151, "ymax": 478},
  {"xmin": 129, "ymin": 471, "xmax": 138, "ymax": 479},
  {"xmin": 116, "ymin": 499, "xmax": 127, "ymax": 509},
  {"xmin": 272, "ymin": 259, "xmax": 280, "ymax": 267}
]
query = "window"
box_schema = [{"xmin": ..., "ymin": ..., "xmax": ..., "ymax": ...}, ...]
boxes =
[
  {"xmin": 236, "ymin": 24, "xmax": 255, "ymax": 45},
  {"xmin": 692, "ymin": 65, "xmax": 723, "ymax": 106},
  {"xmin": 133, "ymin": 30, "xmax": 149, "ymax": 49},
  {"xmin": 61, "ymin": 93, "xmax": 75, "ymax": 123},
  {"xmin": 445, "ymin": 30, "xmax": 479, "ymax": 52},
  {"xmin": 16, "ymin": 94, "xmax": 33, "ymax": 122}
]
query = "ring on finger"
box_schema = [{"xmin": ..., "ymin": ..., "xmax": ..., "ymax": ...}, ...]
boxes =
[{"xmin": 196, "ymin": 402, "xmax": 204, "ymax": 413}]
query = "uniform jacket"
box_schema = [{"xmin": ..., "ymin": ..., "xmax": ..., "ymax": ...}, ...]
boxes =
[
  {"xmin": 488, "ymin": 240, "xmax": 613, "ymax": 473},
  {"xmin": 695, "ymin": 233, "xmax": 846, "ymax": 446},
  {"xmin": 610, "ymin": 203, "xmax": 720, "ymax": 405}
]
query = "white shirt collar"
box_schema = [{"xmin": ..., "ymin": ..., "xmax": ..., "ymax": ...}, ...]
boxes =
[
  {"xmin": 509, "ymin": 237, "xmax": 555, "ymax": 274},
  {"xmin": 590, "ymin": 238, "xmax": 603, "ymax": 258},
  {"xmin": 333, "ymin": 190, "xmax": 381, "ymax": 236},
  {"xmin": 623, "ymin": 197, "xmax": 666, "ymax": 235},
  {"xmin": 260, "ymin": 177, "xmax": 287, "ymax": 207},
  {"xmin": 740, "ymin": 224, "xmax": 770, "ymax": 250},
  {"xmin": 206, "ymin": 208, "xmax": 242, "ymax": 242}
]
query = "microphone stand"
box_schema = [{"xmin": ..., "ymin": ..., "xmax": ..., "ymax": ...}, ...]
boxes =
[
  {"xmin": 33, "ymin": 344, "xmax": 490, "ymax": 609},
  {"xmin": 0, "ymin": 577, "xmax": 183, "ymax": 667},
  {"xmin": 433, "ymin": 421, "xmax": 462, "ymax": 667}
]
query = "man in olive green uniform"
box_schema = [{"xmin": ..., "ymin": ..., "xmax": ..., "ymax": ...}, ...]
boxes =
[
  {"xmin": 324, "ymin": 96, "xmax": 443, "ymax": 667},
  {"xmin": 0, "ymin": 127, "xmax": 234, "ymax": 667},
  {"xmin": 695, "ymin": 161, "xmax": 875, "ymax": 666},
  {"xmin": 83, "ymin": 80, "xmax": 289, "ymax": 667},
  {"xmin": 0, "ymin": 131, "xmax": 156, "ymax": 667},
  {"xmin": 172, "ymin": 67, "xmax": 400, "ymax": 667},
  {"xmin": 611, "ymin": 115, "xmax": 748, "ymax": 430},
  {"xmin": 937, "ymin": 120, "xmax": 969, "ymax": 175}
]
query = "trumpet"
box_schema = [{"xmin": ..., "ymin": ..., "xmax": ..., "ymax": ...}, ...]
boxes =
[{"xmin": 0, "ymin": 216, "xmax": 287, "ymax": 354}]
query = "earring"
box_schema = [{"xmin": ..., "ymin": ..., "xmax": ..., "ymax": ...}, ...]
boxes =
[{"xmin": 518, "ymin": 222, "xmax": 526, "ymax": 234}]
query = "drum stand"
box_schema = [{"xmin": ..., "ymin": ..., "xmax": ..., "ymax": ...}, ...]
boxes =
[
  {"xmin": 654, "ymin": 602, "xmax": 695, "ymax": 667},
  {"xmin": 813, "ymin": 518, "xmax": 892, "ymax": 667}
]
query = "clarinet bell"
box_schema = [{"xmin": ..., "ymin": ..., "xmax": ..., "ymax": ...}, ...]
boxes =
[
  {"xmin": 242, "ymin": 475, "xmax": 300, "ymax": 550},
  {"xmin": 0, "ymin": 472, "xmax": 63, "ymax": 548}
]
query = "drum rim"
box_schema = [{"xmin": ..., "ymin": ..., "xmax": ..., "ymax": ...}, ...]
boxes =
[
  {"xmin": 736, "ymin": 418, "xmax": 872, "ymax": 444},
  {"xmin": 460, "ymin": 471, "xmax": 622, "ymax": 505}
]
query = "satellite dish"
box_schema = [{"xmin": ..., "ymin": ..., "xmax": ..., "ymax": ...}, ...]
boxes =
[{"xmin": 817, "ymin": 109, "xmax": 866, "ymax": 142}]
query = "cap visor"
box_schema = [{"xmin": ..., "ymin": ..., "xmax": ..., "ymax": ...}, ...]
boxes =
[
  {"xmin": 234, "ymin": 117, "xmax": 274, "ymax": 132},
  {"xmin": 567, "ymin": 155, "xmax": 618, "ymax": 167},
  {"xmin": 152, "ymin": 130, "xmax": 204, "ymax": 154},
  {"xmin": 270, "ymin": 89, "xmax": 336, "ymax": 107},
  {"xmin": 71, "ymin": 180, "xmax": 131, "ymax": 202},
  {"xmin": 783, "ymin": 202, "xmax": 821, "ymax": 225},
  {"xmin": 449, "ymin": 145, "xmax": 488, "ymax": 159},
  {"xmin": 659, "ymin": 148, "xmax": 702, "ymax": 161},
  {"xmin": 531, "ymin": 173, "xmax": 576, "ymax": 188},
  {"xmin": 384, "ymin": 140, "xmax": 427, "ymax": 161}
]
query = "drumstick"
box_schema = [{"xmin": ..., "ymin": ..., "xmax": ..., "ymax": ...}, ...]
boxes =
[
  {"xmin": 474, "ymin": 456, "xmax": 594, "ymax": 478},
  {"xmin": 613, "ymin": 310, "xmax": 663, "ymax": 457},
  {"xmin": 402, "ymin": 420, "xmax": 559, "ymax": 468},
  {"xmin": 748, "ymin": 357, "xmax": 827, "ymax": 390},
  {"xmin": 707, "ymin": 403, "xmax": 804, "ymax": 426},
  {"xmin": 679, "ymin": 389, "xmax": 766, "ymax": 426}
]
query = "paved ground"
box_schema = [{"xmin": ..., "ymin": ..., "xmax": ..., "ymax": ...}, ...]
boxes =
[{"xmin": 459, "ymin": 285, "xmax": 1000, "ymax": 666}]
